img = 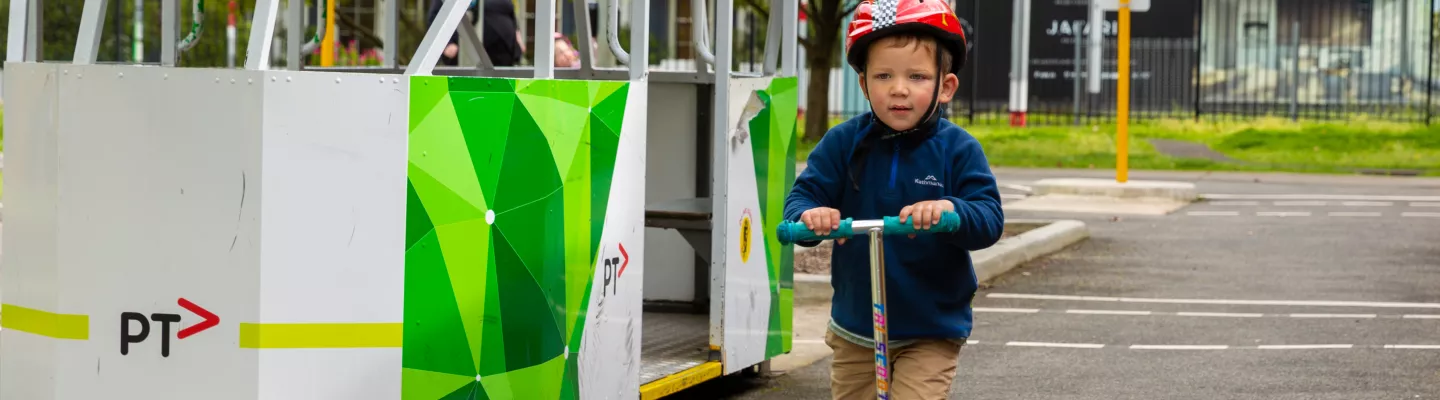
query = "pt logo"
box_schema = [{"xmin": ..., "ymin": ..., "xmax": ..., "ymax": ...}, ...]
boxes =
[
  {"xmin": 600, "ymin": 243, "xmax": 630, "ymax": 298},
  {"xmin": 739, "ymin": 209, "xmax": 753, "ymax": 263},
  {"xmin": 120, "ymin": 298, "xmax": 219, "ymax": 357}
]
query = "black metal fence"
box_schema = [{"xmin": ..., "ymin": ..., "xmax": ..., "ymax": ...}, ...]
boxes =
[{"xmin": 937, "ymin": 0, "xmax": 1440, "ymax": 125}]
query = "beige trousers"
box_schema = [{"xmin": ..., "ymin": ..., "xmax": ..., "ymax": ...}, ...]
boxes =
[{"xmin": 825, "ymin": 330, "xmax": 964, "ymax": 400}]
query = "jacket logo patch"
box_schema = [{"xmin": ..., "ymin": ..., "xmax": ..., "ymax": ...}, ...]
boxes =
[{"xmin": 915, "ymin": 175, "xmax": 944, "ymax": 188}]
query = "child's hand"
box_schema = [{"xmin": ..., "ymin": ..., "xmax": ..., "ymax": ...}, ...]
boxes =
[
  {"xmin": 800, "ymin": 207, "xmax": 847, "ymax": 245},
  {"xmin": 898, "ymin": 200, "xmax": 956, "ymax": 238}
]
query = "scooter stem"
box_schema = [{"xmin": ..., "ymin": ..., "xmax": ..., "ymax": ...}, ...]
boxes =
[{"xmin": 868, "ymin": 227, "xmax": 890, "ymax": 400}]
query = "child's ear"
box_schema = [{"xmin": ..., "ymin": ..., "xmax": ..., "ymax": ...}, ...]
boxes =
[
  {"xmin": 857, "ymin": 75, "xmax": 870, "ymax": 100},
  {"xmin": 937, "ymin": 72, "xmax": 960, "ymax": 103}
]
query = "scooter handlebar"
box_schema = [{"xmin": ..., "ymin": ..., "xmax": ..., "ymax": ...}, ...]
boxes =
[{"xmin": 775, "ymin": 211, "xmax": 961, "ymax": 245}]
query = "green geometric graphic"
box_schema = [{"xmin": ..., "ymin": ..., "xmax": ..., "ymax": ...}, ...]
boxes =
[
  {"xmin": 748, "ymin": 77, "xmax": 800, "ymax": 358},
  {"xmin": 405, "ymin": 76, "xmax": 630, "ymax": 400}
]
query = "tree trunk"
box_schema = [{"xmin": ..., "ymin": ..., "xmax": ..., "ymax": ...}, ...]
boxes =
[
  {"xmin": 803, "ymin": 28, "xmax": 840, "ymax": 141},
  {"xmin": 804, "ymin": 61, "xmax": 833, "ymax": 141}
]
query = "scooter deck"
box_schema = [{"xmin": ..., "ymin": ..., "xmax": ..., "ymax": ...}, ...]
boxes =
[{"xmin": 640, "ymin": 311, "xmax": 711, "ymax": 385}]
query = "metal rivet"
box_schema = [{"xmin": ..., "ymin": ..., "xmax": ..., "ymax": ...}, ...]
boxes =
[
  {"xmin": 63, "ymin": 70, "xmax": 68, "ymax": 75},
  {"xmin": 118, "ymin": 73, "xmax": 123, "ymax": 78},
  {"xmin": 216, "ymin": 78, "xmax": 221, "ymax": 83},
  {"xmin": 164, "ymin": 74, "xmax": 169, "ymax": 79},
  {"xmin": 271, "ymin": 76, "xmax": 277, "ymax": 82},
  {"xmin": 392, "ymin": 78, "xmax": 399, "ymax": 84},
  {"xmin": 286, "ymin": 77, "xmax": 292, "ymax": 82},
  {"xmin": 231, "ymin": 79, "xmax": 236, "ymax": 84},
  {"xmin": 336, "ymin": 77, "xmax": 342, "ymax": 83},
  {"xmin": 379, "ymin": 78, "xmax": 385, "ymax": 83}
]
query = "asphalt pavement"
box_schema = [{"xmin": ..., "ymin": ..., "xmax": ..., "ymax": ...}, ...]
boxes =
[{"xmin": 672, "ymin": 169, "xmax": 1440, "ymax": 399}]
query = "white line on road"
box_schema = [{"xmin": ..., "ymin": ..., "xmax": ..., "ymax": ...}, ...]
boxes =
[
  {"xmin": 1175, "ymin": 312, "xmax": 1265, "ymax": 318},
  {"xmin": 1066, "ymin": 309, "xmax": 1153, "ymax": 316},
  {"xmin": 1289, "ymin": 313, "xmax": 1378, "ymax": 319},
  {"xmin": 1001, "ymin": 194, "xmax": 1027, "ymax": 200},
  {"xmin": 1187, "ymin": 211, "xmax": 1241, "ymax": 216},
  {"xmin": 1402, "ymin": 212, "xmax": 1440, "ymax": 218},
  {"xmin": 1328, "ymin": 212, "xmax": 1382, "ymax": 217},
  {"xmin": 1412, "ymin": 202, "xmax": 1440, "ymax": 207},
  {"xmin": 1403, "ymin": 314, "xmax": 1440, "ymax": 319},
  {"xmin": 1341, "ymin": 201, "xmax": 1393, "ymax": 207},
  {"xmin": 1201, "ymin": 194, "xmax": 1440, "ymax": 202},
  {"xmin": 1006, "ymin": 341, "xmax": 1106, "ymax": 349},
  {"xmin": 1130, "ymin": 345, "xmax": 1229, "ymax": 350},
  {"xmin": 1257, "ymin": 211, "xmax": 1311, "ymax": 217},
  {"xmin": 986, "ymin": 293, "xmax": 1440, "ymax": 309},
  {"xmin": 1209, "ymin": 201, "xmax": 1260, "ymax": 206},
  {"xmin": 973, "ymin": 307, "xmax": 1040, "ymax": 313},
  {"xmin": 1274, "ymin": 200, "xmax": 1326, "ymax": 206},
  {"xmin": 966, "ymin": 341, "xmax": 1440, "ymax": 351},
  {"xmin": 1257, "ymin": 344, "xmax": 1354, "ymax": 350},
  {"xmin": 975, "ymin": 308, "xmax": 1439, "ymax": 319},
  {"xmin": 1000, "ymin": 183, "xmax": 1033, "ymax": 193}
]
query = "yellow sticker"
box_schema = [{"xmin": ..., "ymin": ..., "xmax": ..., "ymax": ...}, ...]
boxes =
[{"xmin": 739, "ymin": 211, "xmax": 753, "ymax": 263}]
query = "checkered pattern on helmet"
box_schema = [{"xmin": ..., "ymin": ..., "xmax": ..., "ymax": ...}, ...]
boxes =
[{"xmin": 873, "ymin": 0, "xmax": 899, "ymax": 30}]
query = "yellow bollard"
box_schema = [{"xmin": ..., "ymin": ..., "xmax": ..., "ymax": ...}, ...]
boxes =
[
  {"xmin": 1116, "ymin": 0, "xmax": 1131, "ymax": 183},
  {"xmin": 321, "ymin": 0, "xmax": 337, "ymax": 66}
]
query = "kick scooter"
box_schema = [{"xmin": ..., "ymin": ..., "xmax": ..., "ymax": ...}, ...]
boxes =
[{"xmin": 776, "ymin": 211, "xmax": 962, "ymax": 400}]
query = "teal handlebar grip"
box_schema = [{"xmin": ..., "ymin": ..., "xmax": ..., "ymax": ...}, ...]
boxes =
[
  {"xmin": 776, "ymin": 218, "xmax": 855, "ymax": 245},
  {"xmin": 883, "ymin": 211, "xmax": 962, "ymax": 236},
  {"xmin": 775, "ymin": 211, "xmax": 962, "ymax": 245}
]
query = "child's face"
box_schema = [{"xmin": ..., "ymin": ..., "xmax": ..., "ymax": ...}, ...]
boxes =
[{"xmin": 861, "ymin": 37, "xmax": 959, "ymax": 131}]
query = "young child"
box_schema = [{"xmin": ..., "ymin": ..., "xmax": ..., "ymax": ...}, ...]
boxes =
[{"xmin": 782, "ymin": 0, "xmax": 1004, "ymax": 398}]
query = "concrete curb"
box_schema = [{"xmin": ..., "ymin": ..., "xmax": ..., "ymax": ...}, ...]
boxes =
[
  {"xmin": 972, "ymin": 219, "xmax": 1089, "ymax": 284},
  {"xmin": 774, "ymin": 219, "xmax": 1089, "ymax": 374},
  {"xmin": 1031, "ymin": 178, "xmax": 1198, "ymax": 201}
]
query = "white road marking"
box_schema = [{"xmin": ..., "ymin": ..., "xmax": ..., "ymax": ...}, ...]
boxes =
[
  {"xmin": 1289, "ymin": 313, "xmax": 1377, "ymax": 319},
  {"xmin": 1402, "ymin": 212, "xmax": 1440, "ymax": 218},
  {"xmin": 1328, "ymin": 212, "xmax": 1382, "ymax": 217},
  {"xmin": 1209, "ymin": 201, "xmax": 1259, "ymax": 206},
  {"xmin": 1130, "ymin": 345, "xmax": 1229, "ymax": 350},
  {"xmin": 1006, "ymin": 341, "xmax": 1105, "ymax": 349},
  {"xmin": 1175, "ymin": 312, "xmax": 1265, "ymax": 318},
  {"xmin": 977, "ymin": 308, "xmax": 1439, "ymax": 319},
  {"xmin": 1202, "ymin": 194, "xmax": 1440, "ymax": 202},
  {"xmin": 973, "ymin": 307, "xmax": 1040, "ymax": 313},
  {"xmin": 1257, "ymin": 211, "xmax": 1311, "ymax": 217},
  {"xmin": 970, "ymin": 341, "xmax": 1440, "ymax": 351},
  {"xmin": 1411, "ymin": 202, "xmax": 1440, "ymax": 207},
  {"xmin": 1342, "ymin": 201, "xmax": 1393, "ymax": 207},
  {"xmin": 986, "ymin": 293, "xmax": 1440, "ymax": 309},
  {"xmin": 1384, "ymin": 345, "xmax": 1440, "ymax": 349},
  {"xmin": 1275, "ymin": 200, "xmax": 1326, "ymax": 206},
  {"xmin": 1257, "ymin": 344, "xmax": 1354, "ymax": 350},
  {"xmin": 1001, "ymin": 194, "xmax": 1027, "ymax": 200},
  {"xmin": 1187, "ymin": 211, "xmax": 1240, "ymax": 216},
  {"xmin": 1000, "ymin": 183, "xmax": 1033, "ymax": 193},
  {"xmin": 1066, "ymin": 309, "xmax": 1152, "ymax": 316}
]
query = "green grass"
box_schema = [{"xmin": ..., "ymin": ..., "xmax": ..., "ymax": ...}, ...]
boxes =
[{"xmin": 796, "ymin": 115, "xmax": 1440, "ymax": 176}]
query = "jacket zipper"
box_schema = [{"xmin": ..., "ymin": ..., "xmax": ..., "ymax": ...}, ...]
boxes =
[{"xmin": 888, "ymin": 142, "xmax": 899, "ymax": 190}]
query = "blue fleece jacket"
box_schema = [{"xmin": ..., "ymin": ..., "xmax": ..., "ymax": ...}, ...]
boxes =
[{"xmin": 783, "ymin": 112, "xmax": 1005, "ymax": 341}]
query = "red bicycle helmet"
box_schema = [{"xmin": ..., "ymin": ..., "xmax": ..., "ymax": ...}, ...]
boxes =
[{"xmin": 845, "ymin": 0, "xmax": 968, "ymax": 75}]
